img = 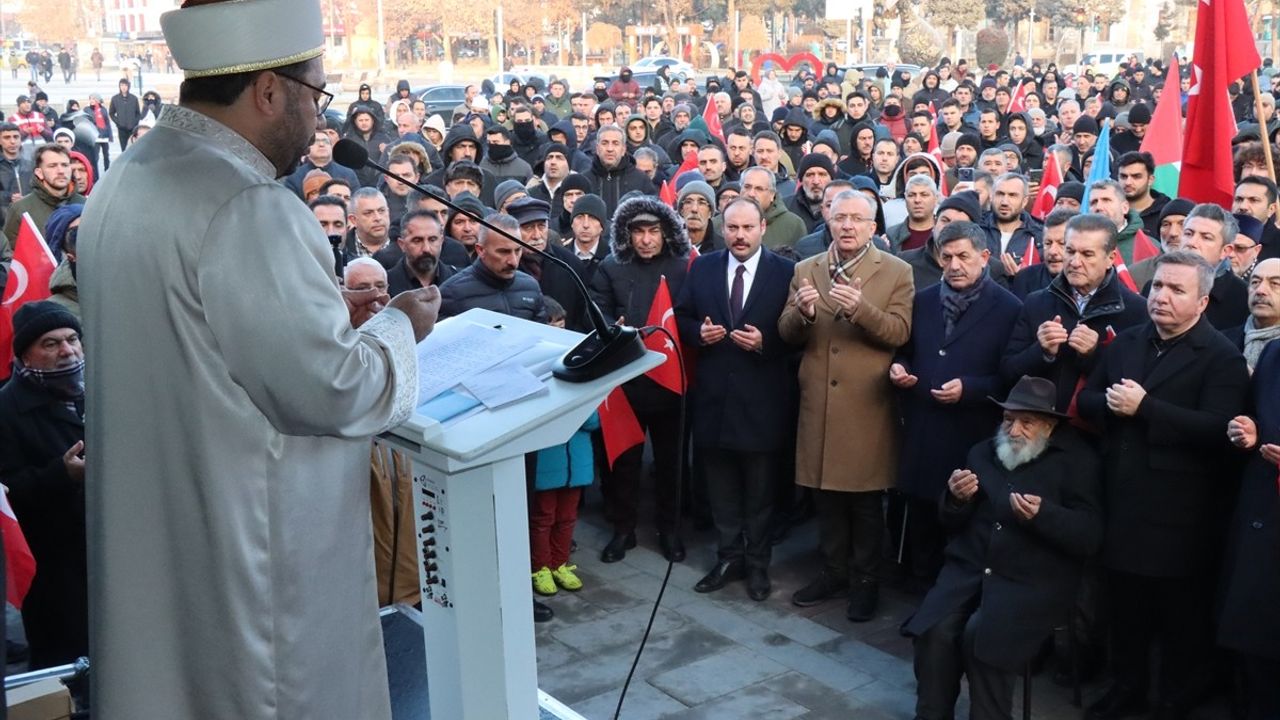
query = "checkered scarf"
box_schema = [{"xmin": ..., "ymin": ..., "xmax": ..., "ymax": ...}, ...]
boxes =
[{"xmin": 828, "ymin": 241, "xmax": 870, "ymax": 286}]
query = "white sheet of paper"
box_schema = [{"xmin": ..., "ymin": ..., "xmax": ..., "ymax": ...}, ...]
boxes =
[
  {"xmin": 416, "ymin": 323, "xmax": 539, "ymax": 404},
  {"xmin": 461, "ymin": 362, "xmax": 548, "ymax": 409}
]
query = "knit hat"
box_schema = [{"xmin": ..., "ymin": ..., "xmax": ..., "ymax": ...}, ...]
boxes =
[
  {"xmin": 938, "ymin": 190, "xmax": 981, "ymax": 222},
  {"xmin": 940, "ymin": 131, "xmax": 963, "ymax": 157},
  {"xmin": 955, "ymin": 133, "xmax": 981, "ymax": 152},
  {"xmin": 1057, "ymin": 181, "xmax": 1085, "ymax": 203},
  {"xmin": 797, "ymin": 153, "xmax": 835, "ymax": 179},
  {"xmin": 571, "ymin": 193, "xmax": 608, "ymax": 224},
  {"xmin": 676, "ymin": 180, "xmax": 715, "ymax": 208},
  {"xmin": 446, "ymin": 191, "xmax": 488, "ymax": 228},
  {"xmin": 1072, "ymin": 115, "xmax": 1100, "ymax": 136},
  {"xmin": 559, "ymin": 173, "xmax": 594, "ymax": 196},
  {"xmin": 12, "ymin": 301, "xmax": 81, "ymax": 358},
  {"xmin": 534, "ymin": 142, "xmax": 571, "ymax": 175},
  {"xmin": 493, "ymin": 179, "xmax": 527, "ymax": 209},
  {"xmin": 1127, "ymin": 103, "xmax": 1152, "ymax": 124},
  {"xmin": 771, "ymin": 106, "xmax": 790, "ymax": 124},
  {"xmin": 302, "ymin": 169, "xmax": 332, "ymax": 199},
  {"xmin": 674, "ymin": 171, "xmax": 706, "ymax": 193},
  {"xmin": 53, "ymin": 127, "xmax": 75, "ymax": 144},
  {"xmin": 1159, "ymin": 197, "xmax": 1195, "ymax": 224}
]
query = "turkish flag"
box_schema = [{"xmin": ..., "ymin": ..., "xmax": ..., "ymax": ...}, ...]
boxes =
[
  {"xmin": 1021, "ymin": 240, "xmax": 1040, "ymax": 269},
  {"xmin": 1, "ymin": 491, "xmax": 36, "ymax": 609},
  {"xmin": 0, "ymin": 213, "xmax": 58, "ymax": 379},
  {"xmin": 1178, "ymin": 0, "xmax": 1261, "ymax": 207},
  {"xmin": 1008, "ymin": 82, "xmax": 1029, "ymax": 113},
  {"xmin": 598, "ymin": 387, "xmax": 645, "ymax": 469},
  {"xmin": 1030, "ymin": 148, "xmax": 1064, "ymax": 220},
  {"xmin": 642, "ymin": 276, "xmax": 685, "ymax": 394},
  {"xmin": 1111, "ymin": 250, "xmax": 1139, "ymax": 292},
  {"xmin": 1132, "ymin": 229, "xmax": 1161, "ymax": 263},
  {"xmin": 702, "ymin": 96, "xmax": 725, "ymax": 144},
  {"xmin": 660, "ymin": 152, "xmax": 700, "ymax": 208}
]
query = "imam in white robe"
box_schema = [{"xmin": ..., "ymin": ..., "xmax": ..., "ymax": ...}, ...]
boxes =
[{"xmin": 78, "ymin": 104, "xmax": 417, "ymax": 720}]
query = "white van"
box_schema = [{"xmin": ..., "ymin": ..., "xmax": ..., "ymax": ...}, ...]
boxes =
[{"xmin": 1063, "ymin": 50, "xmax": 1144, "ymax": 79}]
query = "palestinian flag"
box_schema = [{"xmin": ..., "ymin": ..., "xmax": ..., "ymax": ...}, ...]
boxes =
[{"xmin": 1140, "ymin": 55, "xmax": 1184, "ymax": 199}]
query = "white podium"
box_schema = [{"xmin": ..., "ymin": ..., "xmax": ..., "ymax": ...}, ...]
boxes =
[{"xmin": 377, "ymin": 308, "xmax": 662, "ymax": 720}]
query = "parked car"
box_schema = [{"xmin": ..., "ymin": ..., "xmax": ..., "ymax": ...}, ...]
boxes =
[
  {"xmin": 836, "ymin": 63, "xmax": 924, "ymax": 80},
  {"xmin": 632, "ymin": 55, "xmax": 696, "ymax": 77},
  {"xmin": 1062, "ymin": 50, "xmax": 1143, "ymax": 79},
  {"xmin": 416, "ymin": 84, "xmax": 469, "ymax": 124},
  {"xmin": 490, "ymin": 71, "xmax": 550, "ymax": 94}
]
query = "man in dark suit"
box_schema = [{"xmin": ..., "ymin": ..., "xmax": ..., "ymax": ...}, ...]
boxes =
[
  {"xmin": 1002, "ymin": 213, "xmax": 1149, "ymax": 414},
  {"xmin": 890, "ymin": 221, "xmax": 1022, "ymax": 585},
  {"xmin": 906, "ymin": 376, "xmax": 1103, "ymax": 720},
  {"xmin": 1175, "ymin": 203, "xmax": 1250, "ymax": 330},
  {"xmin": 1220, "ymin": 342, "xmax": 1280, "ymax": 720},
  {"xmin": 1078, "ymin": 251, "xmax": 1250, "ymax": 720},
  {"xmin": 675, "ymin": 197, "xmax": 798, "ymax": 601},
  {"xmin": 1009, "ymin": 207, "xmax": 1072, "ymax": 300}
]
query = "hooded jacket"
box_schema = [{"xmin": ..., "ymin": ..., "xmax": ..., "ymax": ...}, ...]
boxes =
[
  {"xmin": 586, "ymin": 153, "xmax": 655, "ymax": 217},
  {"xmin": 625, "ymin": 117, "xmax": 673, "ymax": 166},
  {"xmin": 780, "ymin": 107, "xmax": 812, "ymax": 170},
  {"xmin": 347, "ymin": 84, "xmax": 386, "ymax": 124},
  {"xmin": 549, "ymin": 118, "xmax": 594, "ymax": 175},
  {"xmin": 589, "ymin": 195, "xmax": 692, "ymax": 328},
  {"xmin": 1006, "ymin": 112, "xmax": 1045, "ymax": 171},
  {"xmin": 422, "ymin": 125, "xmax": 500, "ymax": 206},
  {"xmin": 838, "ymin": 120, "xmax": 877, "ymax": 177},
  {"xmin": 341, "ymin": 109, "xmax": 394, "ymax": 187}
]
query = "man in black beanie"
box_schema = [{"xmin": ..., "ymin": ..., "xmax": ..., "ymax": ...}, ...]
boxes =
[
  {"xmin": 1054, "ymin": 181, "xmax": 1086, "ymax": 212},
  {"xmin": 551, "ymin": 173, "xmax": 595, "ymax": 235},
  {"xmin": 0, "ymin": 300, "xmax": 88, "ymax": 670},
  {"xmin": 1111, "ymin": 103, "xmax": 1151, "ymax": 155},
  {"xmin": 787, "ymin": 154, "xmax": 836, "ymax": 233}
]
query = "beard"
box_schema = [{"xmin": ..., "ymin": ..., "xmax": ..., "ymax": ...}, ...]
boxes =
[
  {"xmin": 409, "ymin": 251, "xmax": 438, "ymax": 278},
  {"xmin": 265, "ymin": 92, "xmax": 313, "ymax": 178},
  {"xmin": 994, "ymin": 426, "xmax": 1050, "ymax": 471}
]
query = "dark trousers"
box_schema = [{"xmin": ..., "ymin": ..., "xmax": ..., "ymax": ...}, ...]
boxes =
[
  {"xmin": 914, "ymin": 605, "xmax": 1015, "ymax": 720},
  {"xmin": 117, "ymin": 127, "xmax": 132, "ymax": 152},
  {"xmin": 905, "ymin": 496, "xmax": 946, "ymax": 582},
  {"xmin": 602, "ymin": 393, "xmax": 681, "ymax": 535},
  {"xmin": 1108, "ymin": 569, "xmax": 1212, "ymax": 705},
  {"xmin": 1240, "ymin": 654, "xmax": 1280, "ymax": 720},
  {"xmin": 816, "ymin": 488, "xmax": 884, "ymax": 582},
  {"xmin": 700, "ymin": 447, "xmax": 778, "ymax": 570}
]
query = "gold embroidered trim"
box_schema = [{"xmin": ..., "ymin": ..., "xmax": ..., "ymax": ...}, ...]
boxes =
[{"xmin": 181, "ymin": 46, "xmax": 324, "ymax": 79}]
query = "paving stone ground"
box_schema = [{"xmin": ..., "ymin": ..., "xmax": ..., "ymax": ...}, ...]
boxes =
[{"xmin": 535, "ymin": 493, "xmax": 1232, "ymax": 720}]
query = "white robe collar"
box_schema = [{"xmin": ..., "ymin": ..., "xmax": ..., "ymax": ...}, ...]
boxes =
[{"xmin": 157, "ymin": 105, "xmax": 277, "ymax": 179}]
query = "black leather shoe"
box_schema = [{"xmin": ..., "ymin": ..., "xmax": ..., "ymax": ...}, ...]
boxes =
[
  {"xmin": 694, "ymin": 559, "xmax": 745, "ymax": 593},
  {"xmin": 846, "ymin": 579, "xmax": 879, "ymax": 622},
  {"xmin": 658, "ymin": 533, "xmax": 686, "ymax": 563},
  {"xmin": 1085, "ymin": 685, "xmax": 1150, "ymax": 720},
  {"xmin": 747, "ymin": 568, "xmax": 771, "ymax": 601},
  {"xmin": 600, "ymin": 532, "xmax": 636, "ymax": 563},
  {"xmin": 791, "ymin": 571, "xmax": 849, "ymax": 607},
  {"xmin": 533, "ymin": 600, "xmax": 554, "ymax": 623}
]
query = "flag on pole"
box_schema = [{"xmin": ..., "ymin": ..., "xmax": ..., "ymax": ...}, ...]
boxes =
[
  {"xmin": 1030, "ymin": 148, "xmax": 1065, "ymax": 220},
  {"xmin": 927, "ymin": 114, "xmax": 949, "ymax": 197},
  {"xmin": 642, "ymin": 276, "xmax": 686, "ymax": 394},
  {"xmin": 598, "ymin": 387, "xmax": 645, "ymax": 469},
  {"xmin": 0, "ymin": 213, "xmax": 58, "ymax": 380},
  {"xmin": 1141, "ymin": 55, "xmax": 1184, "ymax": 199},
  {"xmin": 1079, "ymin": 119, "xmax": 1113, "ymax": 211},
  {"xmin": 1132, "ymin": 229, "xmax": 1161, "ymax": 263},
  {"xmin": 1178, "ymin": 0, "xmax": 1262, "ymax": 207},
  {"xmin": 702, "ymin": 96, "xmax": 725, "ymax": 144},
  {"xmin": 0, "ymin": 491, "xmax": 36, "ymax": 609}
]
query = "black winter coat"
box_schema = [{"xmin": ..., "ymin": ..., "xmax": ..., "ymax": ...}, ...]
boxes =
[
  {"xmin": 0, "ymin": 377, "xmax": 88, "ymax": 667},
  {"xmin": 438, "ymin": 259, "xmax": 548, "ymax": 322},
  {"xmin": 905, "ymin": 427, "xmax": 1103, "ymax": 671}
]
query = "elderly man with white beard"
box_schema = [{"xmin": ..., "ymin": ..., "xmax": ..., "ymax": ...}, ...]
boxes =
[{"xmin": 905, "ymin": 375, "xmax": 1103, "ymax": 720}]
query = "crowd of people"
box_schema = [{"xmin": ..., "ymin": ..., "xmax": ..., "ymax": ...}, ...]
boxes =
[{"xmin": 2, "ymin": 50, "xmax": 1280, "ymax": 720}]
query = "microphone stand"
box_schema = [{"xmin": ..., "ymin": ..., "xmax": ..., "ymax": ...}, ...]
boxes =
[{"xmin": 336, "ymin": 145, "xmax": 645, "ymax": 383}]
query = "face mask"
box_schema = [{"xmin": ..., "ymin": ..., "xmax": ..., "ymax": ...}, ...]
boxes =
[
  {"xmin": 488, "ymin": 144, "xmax": 515, "ymax": 161},
  {"xmin": 620, "ymin": 72, "xmax": 632, "ymax": 82},
  {"xmin": 514, "ymin": 121, "xmax": 537, "ymax": 141},
  {"xmin": 594, "ymin": 88, "xmax": 609, "ymax": 102}
]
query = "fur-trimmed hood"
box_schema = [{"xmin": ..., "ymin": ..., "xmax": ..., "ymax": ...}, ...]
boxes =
[
  {"xmin": 608, "ymin": 194, "xmax": 691, "ymax": 263},
  {"xmin": 813, "ymin": 97, "xmax": 847, "ymax": 120}
]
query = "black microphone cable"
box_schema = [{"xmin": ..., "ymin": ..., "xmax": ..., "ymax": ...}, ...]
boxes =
[{"xmin": 612, "ymin": 324, "xmax": 687, "ymax": 720}]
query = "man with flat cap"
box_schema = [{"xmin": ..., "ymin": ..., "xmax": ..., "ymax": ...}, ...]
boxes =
[
  {"xmin": 77, "ymin": 1, "xmax": 440, "ymax": 717},
  {"xmin": 906, "ymin": 375, "xmax": 1103, "ymax": 720},
  {"xmin": 508, "ymin": 195, "xmax": 588, "ymax": 330}
]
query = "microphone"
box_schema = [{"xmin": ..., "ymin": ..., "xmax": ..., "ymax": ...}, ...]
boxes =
[{"xmin": 333, "ymin": 138, "xmax": 645, "ymax": 383}]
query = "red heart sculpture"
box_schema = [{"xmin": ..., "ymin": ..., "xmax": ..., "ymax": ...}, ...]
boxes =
[{"xmin": 750, "ymin": 52, "xmax": 824, "ymax": 85}]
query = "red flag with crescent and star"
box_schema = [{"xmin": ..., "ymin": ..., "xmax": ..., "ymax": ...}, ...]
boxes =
[
  {"xmin": 642, "ymin": 276, "xmax": 686, "ymax": 394},
  {"xmin": 0, "ymin": 213, "xmax": 58, "ymax": 380}
]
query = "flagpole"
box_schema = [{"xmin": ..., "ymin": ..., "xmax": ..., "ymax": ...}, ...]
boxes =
[{"xmin": 1249, "ymin": 69, "xmax": 1277, "ymax": 181}]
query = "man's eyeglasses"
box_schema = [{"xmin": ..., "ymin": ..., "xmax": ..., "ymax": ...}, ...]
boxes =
[{"xmin": 277, "ymin": 73, "xmax": 333, "ymax": 116}]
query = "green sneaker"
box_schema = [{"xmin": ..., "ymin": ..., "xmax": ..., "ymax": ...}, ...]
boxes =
[
  {"xmin": 532, "ymin": 567, "xmax": 557, "ymax": 596},
  {"xmin": 551, "ymin": 563, "xmax": 583, "ymax": 591}
]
